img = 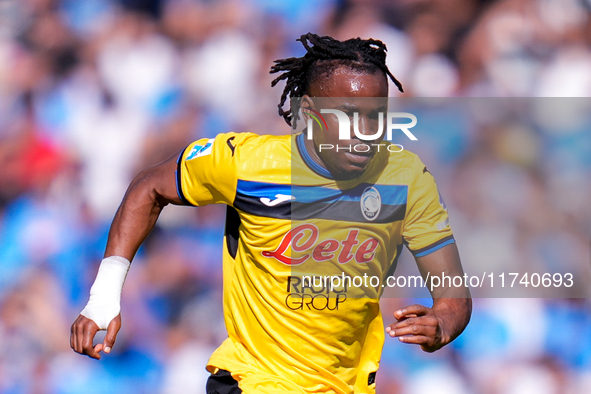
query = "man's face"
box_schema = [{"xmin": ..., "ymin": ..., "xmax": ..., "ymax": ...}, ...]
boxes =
[{"xmin": 303, "ymin": 66, "xmax": 389, "ymax": 180}]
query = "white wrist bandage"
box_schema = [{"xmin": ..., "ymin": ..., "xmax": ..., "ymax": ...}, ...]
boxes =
[{"xmin": 80, "ymin": 256, "xmax": 131, "ymax": 330}]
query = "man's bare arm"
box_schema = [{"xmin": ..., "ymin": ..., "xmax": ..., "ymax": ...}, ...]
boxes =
[
  {"xmin": 386, "ymin": 243, "xmax": 472, "ymax": 352},
  {"xmin": 71, "ymin": 152, "xmax": 184, "ymax": 359},
  {"xmin": 104, "ymin": 153, "xmax": 183, "ymax": 260}
]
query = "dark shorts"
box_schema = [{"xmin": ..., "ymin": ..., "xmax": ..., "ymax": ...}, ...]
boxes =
[{"xmin": 206, "ymin": 369, "xmax": 242, "ymax": 394}]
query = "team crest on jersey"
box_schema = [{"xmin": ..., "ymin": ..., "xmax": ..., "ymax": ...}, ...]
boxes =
[
  {"xmin": 360, "ymin": 186, "xmax": 381, "ymax": 221},
  {"xmin": 186, "ymin": 139, "xmax": 214, "ymax": 160}
]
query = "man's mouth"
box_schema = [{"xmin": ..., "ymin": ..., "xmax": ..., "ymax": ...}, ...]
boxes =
[{"xmin": 344, "ymin": 148, "xmax": 373, "ymax": 166}]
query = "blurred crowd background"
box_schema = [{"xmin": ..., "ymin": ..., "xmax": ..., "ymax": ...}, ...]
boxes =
[{"xmin": 0, "ymin": 0, "xmax": 590, "ymax": 393}]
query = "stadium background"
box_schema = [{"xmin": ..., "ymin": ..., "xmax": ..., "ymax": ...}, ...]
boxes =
[{"xmin": 0, "ymin": 0, "xmax": 590, "ymax": 393}]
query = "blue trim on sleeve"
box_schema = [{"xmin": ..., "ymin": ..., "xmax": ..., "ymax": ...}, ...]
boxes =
[
  {"xmin": 414, "ymin": 238, "xmax": 455, "ymax": 257},
  {"xmin": 175, "ymin": 147, "xmax": 193, "ymax": 206}
]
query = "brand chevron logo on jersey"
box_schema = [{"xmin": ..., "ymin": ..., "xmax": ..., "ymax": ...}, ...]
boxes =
[{"xmin": 260, "ymin": 194, "xmax": 295, "ymax": 206}]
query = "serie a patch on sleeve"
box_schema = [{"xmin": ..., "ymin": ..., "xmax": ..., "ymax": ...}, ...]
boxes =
[{"xmin": 186, "ymin": 138, "xmax": 214, "ymax": 160}]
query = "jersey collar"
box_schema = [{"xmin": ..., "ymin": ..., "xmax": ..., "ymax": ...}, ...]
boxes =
[{"xmin": 295, "ymin": 132, "xmax": 334, "ymax": 179}]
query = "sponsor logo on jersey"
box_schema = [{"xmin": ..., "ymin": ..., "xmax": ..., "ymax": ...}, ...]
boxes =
[
  {"xmin": 285, "ymin": 276, "xmax": 347, "ymax": 311},
  {"xmin": 262, "ymin": 223, "xmax": 380, "ymax": 266}
]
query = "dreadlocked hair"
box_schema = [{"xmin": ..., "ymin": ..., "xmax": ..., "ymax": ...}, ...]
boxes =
[{"xmin": 270, "ymin": 32, "xmax": 403, "ymax": 127}]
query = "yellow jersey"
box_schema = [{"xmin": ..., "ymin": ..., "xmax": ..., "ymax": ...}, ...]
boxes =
[{"xmin": 176, "ymin": 132, "xmax": 454, "ymax": 394}]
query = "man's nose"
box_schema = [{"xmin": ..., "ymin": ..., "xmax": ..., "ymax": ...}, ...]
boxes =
[
  {"xmin": 354, "ymin": 116, "xmax": 372, "ymax": 136},
  {"xmin": 353, "ymin": 114, "xmax": 383, "ymax": 140}
]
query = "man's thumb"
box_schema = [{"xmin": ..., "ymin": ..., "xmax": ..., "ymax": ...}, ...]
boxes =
[{"xmin": 103, "ymin": 315, "xmax": 121, "ymax": 354}]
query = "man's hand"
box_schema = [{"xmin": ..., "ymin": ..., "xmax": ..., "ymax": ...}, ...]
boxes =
[
  {"xmin": 70, "ymin": 314, "xmax": 121, "ymax": 359},
  {"xmin": 386, "ymin": 244, "xmax": 472, "ymax": 352},
  {"xmin": 386, "ymin": 304, "xmax": 450, "ymax": 353}
]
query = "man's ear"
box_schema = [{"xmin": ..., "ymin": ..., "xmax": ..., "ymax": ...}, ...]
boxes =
[{"xmin": 300, "ymin": 95, "xmax": 315, "ymax": 123}]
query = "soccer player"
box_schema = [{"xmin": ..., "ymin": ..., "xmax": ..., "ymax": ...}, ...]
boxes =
[{"xmin": 71, "ymin": 33, "xmax": 471, "ymax": 394}]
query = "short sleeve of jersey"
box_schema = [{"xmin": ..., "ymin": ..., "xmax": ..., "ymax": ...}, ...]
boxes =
[
  {"xmin": 402, "ymin": 157, "xmax": 455, "ymax": 257},
  {"xmin": 176, "ymin": 132, "xmax": 246, "ymax": 206}
]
